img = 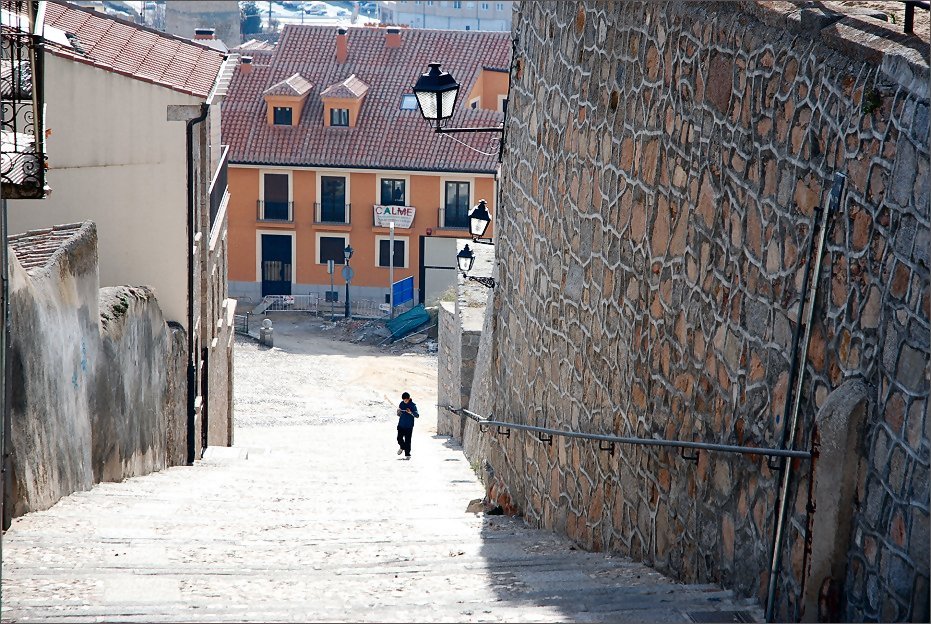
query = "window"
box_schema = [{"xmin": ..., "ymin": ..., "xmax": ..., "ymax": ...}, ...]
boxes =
[
  {"xmin": 465, "ymin": 1, "xmax": 474, "ymax": 7},
  {"xmin": 273, "ymin": 106, "xmax": 292, "ymax": 125},
  {"xmin": 452, "ymin": 1, "xmax": 461, "ymax": 8},
  {"xmin": 330, "ymin": 108, "xmax": 349, "ymax": 126},
  {"xmin": 496, "ymin": 2, "xmax": 504, "ymax": 10},
  {"xmin": 380, "ymin": 178, "xmax": 406, "ymax": 206},
  {"xmin": 501, "ymin": 97, "xmax": 508, "ymax": 114},
  {"xmin": 320, "ymin": 176, "xmax": 347, "ymax": 222},
  {"xmin": 481, "ymin": 2, "xmax": 489, "ymax": 9},
  {"xmin": 443, "ymin": 181, "xmax": 470, "ymax": 228},
  {"xmin": 470, "ymin": 99, "xmax": 478, "ymax": 109},
  {"xmin": 400, "ymin": 94, "xmax": 418, "ymax": 110},
  {"xmin": 318, "ymin": 235, "xmax": 348, "ymax": 265},
  {"xmin": 377, "ymin": 237, "xmax": 407, "ymax": 268},
  {"xmin": 262, "ymin": 172, "xmax": 290, "ymax": 220}
]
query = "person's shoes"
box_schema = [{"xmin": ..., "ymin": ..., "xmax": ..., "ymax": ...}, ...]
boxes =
[
  {"xmin": 404, "ymin": 455, "xmax": 411, "ymax": 460},
  {"xmin": 397, "ymin": 448, "xmax": 403, "ymax": 455}
]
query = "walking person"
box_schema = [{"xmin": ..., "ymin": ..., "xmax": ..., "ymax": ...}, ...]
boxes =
[{"xmin": 396, "ymin": 392, "xmax": 419, "ymax": 460}]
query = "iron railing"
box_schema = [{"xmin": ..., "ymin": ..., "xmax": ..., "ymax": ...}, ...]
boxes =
[
  {"xmin": 314, "ymin": 202, "xmax": 351, "ymax": 225},
  {"xmin": 443, "ymin": 406, "xmax": 811, "ymax": 461},
  {"xmin": 208, "ymin": 145, "xmax": 229, "ymax": 230},
  {"xmin": 904, "ymin": 0, "xmax": 929, "ymax": 34},
  {"xmin": 438, "ymin": 206, "xmax": 469, "ymax": 229},
  {"xmin": 256, "ymin": 200, "xmax": 293, "ymax": 222},
  {"xmin": 1, "ymin": 0, "xmax": 46, "ymax": 199}
]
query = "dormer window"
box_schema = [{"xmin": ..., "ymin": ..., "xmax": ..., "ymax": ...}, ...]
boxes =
[
  {"xmin": 273, "ymin": 107, "xmax": 293, "ymax": 125},
  {"xmin": 263, "ymin": 73, "xmax": 312, "ymax": 127},
  {"xmin": 330, "ymin": 108, "xmax": 349, "ymax": 126},
  {"xmin": 321, "ymin": 74, "xmax": 369, "ymax": 128}
]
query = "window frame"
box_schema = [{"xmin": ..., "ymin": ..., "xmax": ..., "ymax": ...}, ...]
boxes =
[
  {"xmin": 379, "ymin": 177, "xmax": 407, "ymax": 206},
  {"xmin": 272, "ymin": 106, "xmax": 293, "ymax": 126},
  {"xmin": 255, "ymin": 230, "xmax": 296, "ymax": 283},
  {"xmin": 329, "ymin": 107, "xmax": 349, "ymax": 127},
  {"xmin": 375, "ymin": 235, "xmax": 409, "ymax": 269},
  {"xmin": 316, "ymin": 232, "xmax": 350, "ymax": 265},
  {"xmin": 259, "ymin": 169, "xmax": 293, "ymax": 221},
  {"xmin": 316, "ymin": 171, "xmax": 351, "ymax": 223},
  {"xmin": 441, "ymin": 178, "xmax": 472, "ymax": 229}
]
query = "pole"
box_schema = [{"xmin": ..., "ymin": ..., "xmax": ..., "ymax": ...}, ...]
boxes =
[
  {"xmin": 344, "ymin": 259, "xmax": 350, "ymax": 319},
  {"xmin": 329, "ymin": 261, "xmax": 334, "ymax": 320},
  {"xmin": 389, "ymin": 221, "xmax": 395, "ymax": 318}
]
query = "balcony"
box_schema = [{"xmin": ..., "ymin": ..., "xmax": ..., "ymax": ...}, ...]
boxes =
[
  {"xmin": 208, "ymin": 145, "xmax": 229, "ymax": 231},
  {"xmin": 438, "ymin": 206, "xmax": 469, "ymax": 229},
  {"xmin": 314, "ymin": 202, "xmax": 351, "ymax": 225},
  {"xmin": 257, "ymin": 200, "xmax": 294, "ymax": 223},
  {"xmin": 1, "ymin": 0, "xmax": 47, "ymax": 199}
]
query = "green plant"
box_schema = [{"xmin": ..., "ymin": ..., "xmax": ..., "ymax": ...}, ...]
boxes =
[{"xmin": 862, "ymin": 88, "xmax": 882, "ymax": 114}]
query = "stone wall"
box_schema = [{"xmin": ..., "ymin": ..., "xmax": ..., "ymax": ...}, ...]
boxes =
[
  {"xmin": 480, "ymin": 2, "xmax": 929, "ymax": 621},
  {"xmin": 6, "ymin": 223, "xmax": 188, "ymax": 519}
]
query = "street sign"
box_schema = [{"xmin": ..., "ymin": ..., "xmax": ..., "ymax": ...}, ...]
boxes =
[
  {"xmin": 392, "ymin": 276, "xmax": 414, "ymax": 306},
  {"xmin": 327, "ymin": 260, "xmax": 334, "ymax": 275},
  {"xmin": 341, "ymin": 266, "xmax": 354, "ymax": 282}
]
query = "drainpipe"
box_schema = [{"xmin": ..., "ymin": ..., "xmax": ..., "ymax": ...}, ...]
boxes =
[{"xmin": 185, "ymin": 103, "xmax": 209, "ymax": 465}]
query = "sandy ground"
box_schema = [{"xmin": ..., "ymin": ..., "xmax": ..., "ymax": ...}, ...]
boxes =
[{"xmin": 234, "ymin": 313, "xmax": 439, "ymax": 430}]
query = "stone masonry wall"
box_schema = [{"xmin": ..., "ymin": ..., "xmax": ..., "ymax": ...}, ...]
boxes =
[
  {"xmin": 7, "ymin": 223, "xmax": 188, "ymax": 519},
  {"xmin": 483, "ymin": 2, "xmax": 929, "ymax": 621}
]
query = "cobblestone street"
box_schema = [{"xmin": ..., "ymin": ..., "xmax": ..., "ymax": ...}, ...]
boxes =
[{"xmin": 2, "ymin": 319, "xmax": 761, "ymax": 622}]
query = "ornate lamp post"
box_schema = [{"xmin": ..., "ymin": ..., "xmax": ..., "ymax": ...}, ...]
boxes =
[
  {"xmin": 456, "ymin": 244, "xmax": 495, "ymax": 289},
  {"xmin": 343, "ymin": 244, "xmax": 354, "ymax": 318},
  {"xmin": 412, "ymin": 63, "xmax": 504, "ymax": 134}
]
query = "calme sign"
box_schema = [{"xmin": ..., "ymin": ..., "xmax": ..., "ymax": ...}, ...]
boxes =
[{"xmin": 373, "ymin": 205, "xmax": 416, "ymax": 229}]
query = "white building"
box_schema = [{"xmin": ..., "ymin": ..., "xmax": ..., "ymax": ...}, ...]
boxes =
[{"xmin": 377, "ymin": 0, "xmax": 515, "ymax": 31}]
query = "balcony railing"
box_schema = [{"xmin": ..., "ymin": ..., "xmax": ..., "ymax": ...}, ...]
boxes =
[
  {"xmin": 208, "ymin": 145, "xmax": 229, "ymax": 230},
  {"xmin": 257, "ymin": 200, "xmax": 293, "ymax": 222},
  {"xmin": 314, "ymin": 202, "xmax": 351, "ymax": 225},
  {"xmin": 1, "ymin": 0, "xmax": 47, "ymax": 199},
  {"xmin": 438, "ymin": 206, "xmax": 469, "ymax": 229}
]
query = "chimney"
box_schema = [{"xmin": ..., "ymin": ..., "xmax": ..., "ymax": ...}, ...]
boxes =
[
  {"xmin": 241, "ymin": 55, "xmax": 253, "ymax": 75},
  {"xmin": 336, "ymin": 27, "xmax": 348, "ymax": 64},
  {"xmin": 386, "ymin": 27, "xmax": 401, "ymax": 49},
  {"xmin": 194, "ymin": 27, "xmax": 216, "ymax": 40}
]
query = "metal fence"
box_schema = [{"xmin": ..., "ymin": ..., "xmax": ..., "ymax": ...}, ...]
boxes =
[
  {"xmin": 233, "ymin": 312, "xmax": 251, "ymax": 336},
  {"xmin": 251, "ymin": 294, "xmax": 388, "ymax": 320}
]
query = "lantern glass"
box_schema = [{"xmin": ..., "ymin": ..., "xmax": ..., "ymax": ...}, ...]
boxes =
[
  {"xmin": 344, "ymin": 245, "xmax": 354, "ymax": 261},
  {"xmin": 412, "ymin": 63, "xmax": 460, "ymax": 121},
  {"xmin": 469, "ymin": 199, "xmax": 491, "ymax": 238},
  {"xmin": 456, "ymin": 245, "xmax": 475, "ymax": 273}
]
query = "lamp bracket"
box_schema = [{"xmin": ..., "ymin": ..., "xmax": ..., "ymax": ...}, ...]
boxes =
[
  {"xmin": 465, "ymin": 275, "xmax": 496, "ymax": 289},
  {"xmin": 471, "ymin": 237, "xmax": 494, "ymax": 246}
]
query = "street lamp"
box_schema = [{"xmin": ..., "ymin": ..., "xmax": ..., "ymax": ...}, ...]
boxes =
[
  {"xmin": 457, "ymin": 244, "xmax": 495, "ymax": 289},
  {"xmin": 343, "ymin": 244, "xmax": 354, "ymax": 318},
  {"xmin": 469, "ymin": 199, "xmax": 492, "ymax": 244},
  {"xmin": 412, "ymin": 63, "xmax": 504, "ymax": 134}
]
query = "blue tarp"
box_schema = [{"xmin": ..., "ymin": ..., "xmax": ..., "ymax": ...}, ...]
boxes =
[{"xmin": 386, "ymin": 304, "xmax": 430, "ymax": 341}]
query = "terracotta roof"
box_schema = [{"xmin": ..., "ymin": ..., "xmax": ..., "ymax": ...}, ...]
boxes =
[
  {"xmin": 321, "ymin": 74, "xmax": 369, "ymax": 99},
  {"xmin": 9, "ymin": 222, "xmax": 88, "ymax": 272},
  {"xmin": 235, "ymin": 39, "xmax": 277, "ymax": 52},
  {"xmin": 222, "ymin": 25, "xmax": 511, "ymax": 173},
  {"xmin": 264, "ymin": 72, "xmax": 313, "ymax": 97},
  {"xmin": 41, "ymin": 0, "xmax": 224, "ymax": 98}
]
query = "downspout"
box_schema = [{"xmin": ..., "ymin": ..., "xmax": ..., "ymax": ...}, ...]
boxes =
[{"xmin": 185, "ymin": 103, "xmax": 209, "ymax": 465}]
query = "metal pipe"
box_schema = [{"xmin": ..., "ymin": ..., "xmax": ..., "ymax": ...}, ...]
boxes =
[
  {"xmin": 449, "ymin": 408, "xmax": 811, "ymax": 460},
  {"xmin": 185, "ymin": 103, "xmax": 209, "ymax": 465},
  {"xmin": 0, "ymin": 197, "xmax": 9, "ymax": 598},
  {"xmin": 765, "ymin": 173, "xmax": 845, "ymax": 621}
]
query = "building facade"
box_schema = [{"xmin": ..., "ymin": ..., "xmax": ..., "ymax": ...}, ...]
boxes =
[
  {"xmin": 8, "ymin": 1, "xmax": 236, "ymax": 460},
  {"xmin": 223, "ymin": 25, "xmax": 511, "ymax": 308},
  {"xmin": 378, "ymin": 1, "xmax": 515, "ymax": 31},
  {"xmin": 164, "ymin": 0, "xmax": 241, "ymax": 49}
]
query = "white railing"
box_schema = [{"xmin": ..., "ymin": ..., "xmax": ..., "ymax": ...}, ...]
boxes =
[{"xmin": 252, "ymin": 295, "xmax": 389, "ymax": 319}]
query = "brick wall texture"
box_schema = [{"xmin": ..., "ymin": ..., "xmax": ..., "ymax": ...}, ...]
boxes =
[{"xmin": 484, "ymin": 2, "xmax": 929, "ymax": 621}]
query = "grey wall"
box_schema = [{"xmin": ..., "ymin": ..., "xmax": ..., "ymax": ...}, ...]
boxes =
[
  {"xmin": 471, "ymin": 2, "xmax": 928, "ymax": 621},
  {"xmin": 7, "ymin": 223, "xmax": 188, "ymax": 520}
]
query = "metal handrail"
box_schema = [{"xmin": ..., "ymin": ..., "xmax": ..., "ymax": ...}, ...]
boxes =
[
  {"xmin": 314, "ymin": 202, "xmax": 351, "ymax": 225},
  {"xmin": 442, "ymin": 406, "xmax": 811, "ymax": 460}
]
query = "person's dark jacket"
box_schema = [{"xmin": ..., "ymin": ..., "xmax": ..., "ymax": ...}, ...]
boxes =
[{"xmin": 397, "ymin": 400, "xmax": 419, "ymax": 429}]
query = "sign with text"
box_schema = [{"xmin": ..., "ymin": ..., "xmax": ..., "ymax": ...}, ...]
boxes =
[
  {"xmin": 392, "ymin": 276, "xmax": 414, "ymax": 306},
  {"xmin": 374, "ymin": 204, "xmax": 416, "ymax": 228}
]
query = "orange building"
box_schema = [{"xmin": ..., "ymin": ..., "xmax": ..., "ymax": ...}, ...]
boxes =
[{"xmin": 222, "ymin": 25, "xmax": 511, "ymax": 308}]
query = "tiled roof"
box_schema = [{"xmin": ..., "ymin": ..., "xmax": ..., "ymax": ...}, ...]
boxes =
[
  {"xmin": 264, "ymin": 72, "xmax": 313, "ymax": 97},
  {"xmin": 222, "ymin": 25, "xmax": 511, "ymax": 173},
  {"xmin": 9, "ymin": 222, "xmax": 88, "ymax": 272},
  {"xmin": 235, "ymin": 39, "xmax": 277, "ymax": 52},
  {"xmin": 320, "ymin": 74, "xmax": 369, "ymax": 99},
  {"xmin": 41, "ymin": 1, "xmax": 224, "ymax": 98}
]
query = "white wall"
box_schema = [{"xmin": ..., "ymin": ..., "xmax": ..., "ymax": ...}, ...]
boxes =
[{"xmin": 8, "ymin": 55, "xmax": 200, "ymax": 328}]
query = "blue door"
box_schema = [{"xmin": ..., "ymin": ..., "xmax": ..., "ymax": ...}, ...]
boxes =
[{"xmin": 261, "ymin": 234, "xmax": 292, "ymax": 296}]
